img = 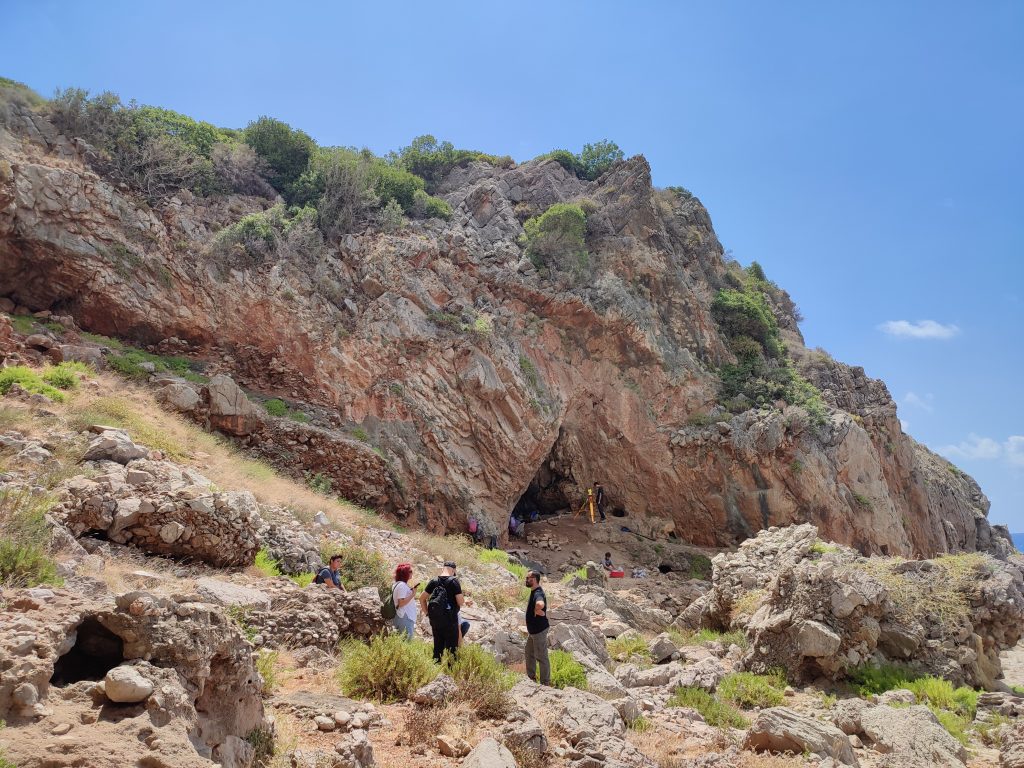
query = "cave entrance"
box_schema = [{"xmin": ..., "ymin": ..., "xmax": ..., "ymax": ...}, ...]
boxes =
[
  {"xmin": 514, "ymin": 458, "xmax": 576, "ymax": 520},
  {"xmin": 611, "ymin": 508, "xmax": 627, "ymax": 518},
  {"xmin": 658, "ymin": 564, "xmax": 673, "ymax": 574},
  {"xmin": 50, "ymin": 617, "xmax": 124, "ymax": 686}
]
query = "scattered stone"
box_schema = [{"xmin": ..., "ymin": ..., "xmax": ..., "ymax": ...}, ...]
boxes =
[
  {"xmin": 104, "ymin": 665, "xmax": 155, "ymax": 703},
  {"xmin": 744, "ymin": 707, "xmax": 859, "ymax": 766}
]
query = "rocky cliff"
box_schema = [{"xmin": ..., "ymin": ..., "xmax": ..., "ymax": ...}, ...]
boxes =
[{"xmin": 0, "ymin": 102, "xmax": 1012, "ymax": 558}]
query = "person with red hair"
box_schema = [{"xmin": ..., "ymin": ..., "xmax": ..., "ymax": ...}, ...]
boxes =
[{"xmin": 391, "ymin": 562, "xmax": 419, "ymax": 639}]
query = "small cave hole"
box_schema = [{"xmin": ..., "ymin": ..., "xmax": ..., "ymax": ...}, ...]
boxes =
[
  {"xmin": 610, "ymin": 508, "xmax": 627, "ymax": 518},
  {"xmin": 657, "ymin": 564, "xmax": 673, "ymax": 574},
  {"xmin": 50, "ymin": 617, "xmax": 124, "ymax": 686}
]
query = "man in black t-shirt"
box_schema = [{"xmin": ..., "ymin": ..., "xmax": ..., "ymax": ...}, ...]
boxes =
[
  {"xmin": 524, "ymin": 569, "xmax": 550, "ymax": 685},
  {"xmin": 419, "ymin": 560, "xmax": 464, "ymax": 662}
]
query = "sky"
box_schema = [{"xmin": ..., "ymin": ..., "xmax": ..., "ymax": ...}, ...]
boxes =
[{"xmin": 3, "ymin": 1, "xmax": 1022, "ymax": 531}]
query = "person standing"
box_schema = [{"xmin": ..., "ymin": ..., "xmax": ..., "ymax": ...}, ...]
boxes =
[
  {"xmin": 595, "ymin": 482, "xmax": 606, "ymax": 522},
  {"xmin": 391, "ymin": 563, "xmax": 419, "ymax": 640},
  {"xmin": 523, "ymin": 570, "xmax": 550, "ymax": 685},
  {"xmin": 419, "ymin": 561, "xmax": 463, "ymax": 662}
]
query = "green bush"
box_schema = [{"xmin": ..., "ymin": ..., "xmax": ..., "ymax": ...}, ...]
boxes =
[
  {"xmin": 549, "ymin": 650, "xmax": 588, "ymax": 690},
  {"xmin": 306, "ymin": 472, "xmax": 333, "ymax": 495},
  {"xmin": 561, "ymin": 566, "xmax": 587, "ymax": 583},
  {"xmin": 41, "ymin": 365, "xmax": 80, "ymax": 390},
  {"xmin": 0, "ymin": 488, "xmax": 63, "ymax": 588},
  {"xmin": 208, "ymin": 204, "xmax": 323, "ymax": 267},
  {"xmin": 711, "ymin": 290, "xmax": 779, "ymax": 355},
  {"xmin": 288, "ymin": 572, "xmax": 315, "ymax": 587},
  {"xmin": 392, "ymin": 135, "xmax": 513, "ymax": 190},
  {"xmin": 520, "ymin": 203, "xmax": 588, "ymax": 273},
  {"xmin": 106, "ymin": 347, "xmax": 201, "ymax": 382},
  {"xmin": 717, "ymin": 671, "xmax": 786, "ymax": 708},
  {"xmin": 541, "ymin": 140, "xmax": 623, "ymax": 181},
  {"xmin": 412, "ymin": 189, "xmax": 453, "ymax": 220},
  {"xmin": 848, "ymin": 663, "xmax": 920, "ymax": 696},
  {"xmin": 253, "ymin": 548, "xmax": 282, "ymax": 577},
  {"xmin": 669, "ymin": 628, "xmax": 748, "ymax": 648},
  {"xmin": 337, "ymin": 634, "xmax": 438, "ymax": 702},
  {"xmin": 263, "ymin": 398, "xmax": 288, "ymax": 417},
  {"xmin": 667, "ymin": 686, "xmax": 748, "ymax": 728},
  {"xmin": 443, "ymin": 643, "xmax": 515, "ymax": 718},
  {"xmin": 243, "ymin": 116, "xmax": 316, "ymax": 202},
  {"xmin": 0, "ymin": 365, "xmax": 66, "ymax": 402}
]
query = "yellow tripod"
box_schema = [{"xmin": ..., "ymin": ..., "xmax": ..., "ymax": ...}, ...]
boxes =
[{"xmin": 574, "ymin": 487, "xmax": 596, "ymax": 523}]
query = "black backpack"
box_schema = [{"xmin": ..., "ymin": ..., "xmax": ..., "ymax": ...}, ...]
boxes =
[{"xmin": 427, "ymin": 578, "xmax": 453, "ymax": 623}]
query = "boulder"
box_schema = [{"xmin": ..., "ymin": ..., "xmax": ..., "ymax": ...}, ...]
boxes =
[
  {"xmin": 461, "ymin": 738, "xmax": 518, "ymax": 768},
  {"xmin": 156, "ymin": 381, "xmax": 202, "ymax": 413},
  {"xmin": 196, "ymin": 577, "xmax": 272, "ymax": 611},
  {"xmin": 1003, "ymin": 719, "xmax": 1024, "ymax": 768},
  {"xmin": 832, "ymin": 699, "xmax": 966, "ymax": 767},
  {"xmin": 412, "ymin": 674, "xmax": 457, "ymax": 706},
  {"xmin": 82, "ymin": 429, "xmax": 148, "ymax": 464},
  {"xmin": 103, "ymin": 664, "xmax": 155, "ymax": 703},
  {"xmin": 207, "ymin": 374, "xmax": 262, "ymax": 436},
  {"xmin": 744, "ymin": 707, "xmax": 858, "ymax": 766},
  {"xmin": 648, "ymin": 632, "xmax": 679, "ymax": 663}
]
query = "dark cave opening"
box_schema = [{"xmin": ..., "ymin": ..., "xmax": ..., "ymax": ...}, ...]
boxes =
[
  {"xmin": 513, "ymin": 460, "xmax": 576, "ymax": 519},
  {"xmin": 657, "ymin": 564, "xmax": 673, "ymax": 574},
  {"xmin": 611, "ymin": 507, "xmax": 627, "ymax": 518},
  {"xmin": 50, "ymin": 617, "xmax": 124, "ymax": 686}
]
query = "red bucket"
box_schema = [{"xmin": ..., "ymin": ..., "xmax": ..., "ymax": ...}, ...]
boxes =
[{"xmin": 609, "ymin": 569, "xmax": 625, "ymax": 578}]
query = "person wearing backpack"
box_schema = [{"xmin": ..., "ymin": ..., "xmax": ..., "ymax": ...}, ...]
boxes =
[
  {"xmin": 386, "ymin": 563, "xmax": 419, "ymax": 639},
  {"xmin": 418, "ymin": 560, "xmax": 463, "ymax": 662}
]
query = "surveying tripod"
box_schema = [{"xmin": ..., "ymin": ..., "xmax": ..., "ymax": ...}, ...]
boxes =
[{"xmin": 574, "ymin": 487, "xmax": 597, "ymax": 523}]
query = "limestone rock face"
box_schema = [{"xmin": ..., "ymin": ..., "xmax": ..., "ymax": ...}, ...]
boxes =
[
  {"xmin": 0, "ymin": 589, "xmax": 266, "ymax": 767},
  {"xmin": 246, "ymin": 583, "xmax": 387, "ymax": 650},
  {"xmin": 832, "ymin": 699, "xmax": 967, "ymax": 767},
  {"xmin": 688, "ymin": 524, "xmax": 1024, "ymax": 687},
  {"xmin": 0, "ymin": 106, "xmax": 1009, "ymax": 557}
]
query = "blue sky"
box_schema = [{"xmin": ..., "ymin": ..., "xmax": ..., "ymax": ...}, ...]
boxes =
[{"xmin": 3, "ymin": 1, "xmax": 1022, "ymax": 531}]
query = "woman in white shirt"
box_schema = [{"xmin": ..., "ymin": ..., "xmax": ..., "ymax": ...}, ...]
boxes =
[{"xmin": 392, "ymin": 563, "xmax": 419, "ymax": 639}]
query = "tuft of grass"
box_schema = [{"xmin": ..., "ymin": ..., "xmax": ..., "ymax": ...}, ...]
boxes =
[
  {"xmin": 42, "ymin": 361, "xmax": 91, "ymax": 390},
  {"xmin": 288, "ymin": 572, "xmax": 314, "ymax": 588},
  {"xmin": 264, "ymin": 398, "xmax": 288, "ymax": 417},
  {"xmin": 561, "ymin": 565, "xmax": 587, "ymax": 583},
  {"xmin": 68, "ymin": 395, "xmax": 189, "ymax": 459},
  {"xmin": 443, "ymin": 643, "xmax": 515, "ymax": 719},
  {"xmin": 227, "ymin": 605, "xmax": 257, "ymax": 643},
  {"xmin": 306, "ymin": 471, "xmax": 333, "ymax": 495},
  {"xmin": 0, "ymin": 365, "xmax": 66, "ymax": 401},
  {"xmin": 848, "ymin": 663, "xmax": 919, "ymax": 696},
  {"xmin": 477, "ymin": 548, "xmax": 528, "ymax": 580},
  {"xmin": 337, "ymin": 634, "xmax": 438, "ymax": 702},
  {"xmin": 731, "ymin": 589, "xmax": 767, "ymax": 620},
  {"xmin": 254, "ymin": 547, "xmax": 282, "ymax": 577},
  {"xmin": 717, "ymin": 670, "xmax": 786, "ymax": 709},
  {"xmin": 670, "ymin": 628, "xmax": 748, "ymax": 649},
  {"xmin": 667, "ymin": 686, "xmax": 748, "ymax": 728},
  {"xmin": 0, "ymin": 488, "xmax": 64, "ymax": 588},
  {"xmin": 810, "ymin": 541, "xmax": 837, "ymax": 555},
  {"xmin": 932, "ymin": 708, "xmax": 971, "ymax": 747},
  {"xmin": 607, "ymin": 635, "xmax": 652, "ymax": 663},
  {"xmin": 80, "ymin": 331, "xmax": 124, "ymax": 349},
  {"xmin": 257, "ymin": 649, "xmax": 279, "ymax": 695},
  {"xmin": 902, "ymin": 676, "xmax": 977, "ymax": 718},
  {"xmin": 628, "ymin": 715, "xmax": 654, "ymax": 733},
  {"xmin": 549, "ymin": 650, "xmax": 588, "ymax": 690},
  {"xmin": 477, "ymin": 584, "xmax": 531, "ymax": 611},
  {"xmin": 106, "ymin": 347, "xmax": 201, "ymax": 381}
]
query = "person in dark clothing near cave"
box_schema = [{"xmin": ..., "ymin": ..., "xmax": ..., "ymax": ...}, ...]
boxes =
[
  {"xmin": 595, "ymin": 482, "xmax": 607, "ymax": 522},
  {"xmin": 419, "ymin": 561, "xmax": 464, "ymax": 662}
]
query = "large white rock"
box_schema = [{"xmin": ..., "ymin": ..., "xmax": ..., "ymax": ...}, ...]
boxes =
[
  {"xmin": 104, "ymin": 665, "xmax": 154, "ymax": 703},
  {"xmin": 461, "ymin": 738, "xmax": 517, "ymax": 768},
  {"xmin": 744, "ymin": 707, "xmax": 859, "ymax": 766}
]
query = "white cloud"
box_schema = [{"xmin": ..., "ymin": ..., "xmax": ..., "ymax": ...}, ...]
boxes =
[
  {"xmin": 939, "ymin": 434, "xmax": 1024, "ymax": 468},
  {"xmin": 902, "ymin": 391, "xmax": 934, "ymax": 412},
  {"xmin": 1005, "ymin": 436, "xmax": 1024, "ymax": 468},
  {"xmin": 878, "ymin": 320, "xmax": 961, "ymax": 339},
  {"xmin": 939, "ymin": 434, "xmax": 1002, "ymax": 461}
]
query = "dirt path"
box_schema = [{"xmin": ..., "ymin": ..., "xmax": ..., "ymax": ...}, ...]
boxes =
[{"xmin": 1000, "ymin": 639, "xmax": 1024, "ymax": 689}]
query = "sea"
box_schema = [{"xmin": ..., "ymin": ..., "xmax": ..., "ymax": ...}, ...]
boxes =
[{"xmin": 1013, "ymin": 532, "xmax": 1024, "ymax": 552}]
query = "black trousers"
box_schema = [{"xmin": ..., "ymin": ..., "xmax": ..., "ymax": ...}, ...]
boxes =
[{"xmin": 430, "ymin": 618, "xmax": 459, "ymax": 662}]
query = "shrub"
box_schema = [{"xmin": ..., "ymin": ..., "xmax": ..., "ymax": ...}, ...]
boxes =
[
  {"xmin": 106, "ymin": 347, "xmax": 201, "ymax": 382},
  {"xmin": 520, "ymin": 203, "xmax": 588, "ymax": 273},
  {"xmin": 380, "ymin": 198, "xmax": 405, "ymax": 233},
  {"xmin": 210, "ymin": 141, "xmax": 276, "ymax": 197},
  {"xmin": 711, "ymin": 290, "xmax": 779, "ymax": 354},
  {"xmin": 263, "ymin": 398, "xmax": 288, "ymax": 417},
  {"xmin": 902, "ymin": 677, "xmax": 977, "ymax": 719},
  {"xmin": 306, "ymin": 472, "xmax": 333, "ymax": 495},
  {"xmin": 243, "ymin": 117, "xmax": 316, "ymax": 202},
  {"xmin": 256, "ymin": 649, "xmax": 279, "ymax": 695},
  {"xmin": 41, "ymin": 365, "xmax": 80, "ymax": 390},
  {"xmin": 337, "ymin": 634, "xmax": 437, "ymax": 702},
  {"xmin": 443, "ymin": 643, "xmax": 515, "ymax": 719},
  {"xmin": 477, "ymin": 584, "xmax": 531, "ymax": 611},
  {"xmin": 0, "ymin": 365, "xmax": 66, "ymax": 401},
  {"xmin": 549, "ymin": 650, "xmax": 587, "ymax": 690},
  {"xmin": 310, "ymin": 147, "xmax": 379, "ymax": 237},
  {"xmin": 848, "ymin": 663, "xmax": 919, "ymax": 696},
  {"xmin": 370, "ymin": 162, "xmax": 425, "ymax": 211},
  {"xmin": 667, "ymin": 686, "xmax": 748, "ymax": 728},
  {"xmin": 561, "ymin": 566, "xmax": 587, "ymax": 583},
  {"xmin": 254, "ymin": 548, "xmax": 282, "ymax": 577},
  {"xmin": 717, "ymin": 671, "xmax": 786, "ymax": 708},
  {"xmin": 629, "ymin": 715, "xmax": 653, "ymax": 732},
  {"xmin": 288, "ymin": 572, "xmax": 314, "ymax": 588},
  {"xmin": 392, "ymin": 134, "xmax": 513, "ymax": 190},
  {"xmin": 607, "ymin": 635, "xmax": 651, "ymax": 663},
  {"xmin": 578, "ymin": 139, "xmax": 624, "ymax": 180},
  {"xmin": 0, "ymin": 488, "xmax": 63, "ymax": 588},
  {"xmin": 412, "ymin": 189, "xmax": 452, "ymax": 220}
]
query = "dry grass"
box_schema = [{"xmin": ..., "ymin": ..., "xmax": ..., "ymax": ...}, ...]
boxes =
[
  {"xmin": 267, "ymin": 710, "xmax": 304, "ymax": 768},
  {"xmin": 731, "ymin": 588, "xmax": 767, "ymax": 620},
  {"xmin": 55, "ymin": 374, "xmax": 379, "ymax": 526},
  {"xmin": 77, "ymin": 551, "xmax": 199, "ymax": 596},
  {"xmin": 852, "ymin": 552, "xmax": 990, "ymax": 625}
]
